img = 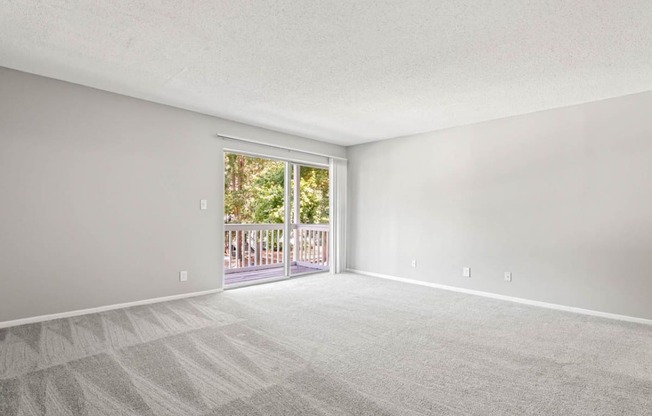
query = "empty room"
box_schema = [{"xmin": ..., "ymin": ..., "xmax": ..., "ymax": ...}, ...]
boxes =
[{"xmin": 1, "ymin": 1, "xmax": 650, "ymax": 415}]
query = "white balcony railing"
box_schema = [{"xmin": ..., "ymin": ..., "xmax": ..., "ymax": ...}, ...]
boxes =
[
  {"xmin": 294, "ymin": 224, "xmax": 329, "ymax": 268},
  {"xmin": 224, "ymin": 223, "xmax": 329, "ymax": 273}
]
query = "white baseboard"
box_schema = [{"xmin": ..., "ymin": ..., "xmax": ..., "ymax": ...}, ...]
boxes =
[
  {"xmin": 347, "ymin": 269, "xmax": 652, "ymax": 326},
  {"xmin": 0, "ymin": 288, "xmax": 223, "ymax": 329}
]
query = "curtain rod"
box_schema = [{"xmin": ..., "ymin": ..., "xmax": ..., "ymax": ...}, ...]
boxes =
[{"xmin": 216, "ymin": 134, "xmax": 347, "ymax": 160}]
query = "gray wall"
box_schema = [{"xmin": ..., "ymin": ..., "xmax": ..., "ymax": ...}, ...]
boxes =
[
  {"xmin": 348, "ymin": 91, "xmax": 652, "ymax": 320},
  {"xmin": 0, "ymin": 67, "xmax": 345, "ymax": 322}
]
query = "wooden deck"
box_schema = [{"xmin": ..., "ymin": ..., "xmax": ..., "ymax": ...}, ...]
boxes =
[{"xmin": 225, "ymin": 265, "xmax": 325, "ymax": 287}]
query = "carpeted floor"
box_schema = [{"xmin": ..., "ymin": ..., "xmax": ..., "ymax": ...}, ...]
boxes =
[{"xmin": 1, "ymin": 273, "xmax": 650, "ymax": 415}]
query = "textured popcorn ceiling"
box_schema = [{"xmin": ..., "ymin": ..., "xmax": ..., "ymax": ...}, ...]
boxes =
[{"xmin": 1, "ymin": 1, "xmax": 651, "ymax": 145}]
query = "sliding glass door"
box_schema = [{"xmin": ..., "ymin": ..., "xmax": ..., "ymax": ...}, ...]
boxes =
[
  {"xmin": 223, "ymin": 152, "xmax": 329, "ymax": 287},
  {"xmin": 290, "ymin": 164, "xmax": 330, "ymax": 276}
]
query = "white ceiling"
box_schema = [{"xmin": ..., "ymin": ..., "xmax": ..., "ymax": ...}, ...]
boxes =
[{"xmin": 1, "ymin": 1, "xmax": 651, "ymax": 146}]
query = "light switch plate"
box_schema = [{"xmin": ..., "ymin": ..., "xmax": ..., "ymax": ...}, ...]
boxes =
[
  {"xmin": 463, "ymin": 267, "xmax": 471, "ymax": 278},
  {"xmin": 200, "ymin": 200, "xmax": 208, "ymax": 210},
  {"xmin": 179, "ymin": 271, "xmax": 188, "ymax": 282}
]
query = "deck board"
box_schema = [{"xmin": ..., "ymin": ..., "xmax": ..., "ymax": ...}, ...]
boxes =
[{"xmin": 225, "ymin": 265, "xmax": 324, "ymax": 286}]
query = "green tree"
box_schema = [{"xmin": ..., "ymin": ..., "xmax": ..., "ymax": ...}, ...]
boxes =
[
  {"xmin": 297, "ymin": 166, "xmax": 329, "ymax": 224},
  {"xmin": 224, "ymin": 153, "xmax": 329, "ymax": 225}
]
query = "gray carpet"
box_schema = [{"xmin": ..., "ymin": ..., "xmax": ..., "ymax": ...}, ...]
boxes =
[{"xmin": 1, "ymin": 273, "xmax": 650, "ymax": 415}]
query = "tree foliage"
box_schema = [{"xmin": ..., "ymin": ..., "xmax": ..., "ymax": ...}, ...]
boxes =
[
  {"xmin": 296, "ymin": 166, "xmax": 329, "ymax": 224},
  {"xmin": 224, "ymin": 153, "xmax": 329, "ymax": 224}
]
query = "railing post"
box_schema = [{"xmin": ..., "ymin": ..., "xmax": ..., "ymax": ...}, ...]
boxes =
[
  {"xmin": 324, "ymin": 231, "xmax": 329, "ymax": 266},
  {"xmin": 256, "ymin": 230, "xmax": 262, "ymax": 265},
  {"xmin": 236, "ymin": 230, "xmax": 241, "ymax": 268}
]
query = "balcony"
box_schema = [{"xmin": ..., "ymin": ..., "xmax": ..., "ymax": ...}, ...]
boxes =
[{"xmin": 224, "ymin": 223, "xmax": 329, "ymax": 287}]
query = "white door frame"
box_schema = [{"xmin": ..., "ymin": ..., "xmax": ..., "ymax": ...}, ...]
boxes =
[{"xmin": 221, "ymin": 148, "xmax": 343, "ymax": 287}]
